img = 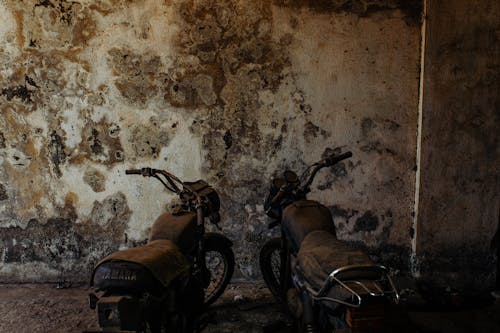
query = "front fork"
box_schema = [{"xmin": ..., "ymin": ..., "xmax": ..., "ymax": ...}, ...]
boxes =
[
  {"xmin": 196, "ymin": 203, "xmax": 211, "ymax": 287},
  {"xmin": 280, "ymin": 229, "xmax": 292, "ymax": 298}
]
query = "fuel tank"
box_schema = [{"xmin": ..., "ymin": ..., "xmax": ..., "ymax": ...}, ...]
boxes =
[
  {"xmin": 149, "ymin": 210, "xmax": 197, "ymax": 254},
  {"xmin": 282, "ymin": 199, "xmax": 335, "ymax": 252}
]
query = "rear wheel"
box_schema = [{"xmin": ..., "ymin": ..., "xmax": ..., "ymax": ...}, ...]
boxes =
[
  {"xmin": 259, "ymin": 237, "xmax": 284, "ymax": 302},
  {"xmin": 203, "ymin": 237, "xmax": 235, "ymax": 306}
]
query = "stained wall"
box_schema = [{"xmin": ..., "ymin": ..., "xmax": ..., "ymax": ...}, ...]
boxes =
[
  {"xmin": 416, "ymin": 0, "xmax": 500, "ymax": 289},
  {"xmin": 0, "ymin": 0, "xmax": 422, "ymax": 282}
]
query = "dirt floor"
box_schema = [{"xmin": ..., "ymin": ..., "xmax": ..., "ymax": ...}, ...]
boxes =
[
  {"xmin": 0, "ymin": 282, "xmax": 286, "ymax": 333},
  {"xmin": 0, "ymin": 282, "xmax": 499, "ymax": 333}
]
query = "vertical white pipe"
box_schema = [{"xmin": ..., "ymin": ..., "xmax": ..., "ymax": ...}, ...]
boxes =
[{"xmin": 411, "ymin": 0, "xmax": 428, "ymax": 278}]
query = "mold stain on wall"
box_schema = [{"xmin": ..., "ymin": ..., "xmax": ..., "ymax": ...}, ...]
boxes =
[{"xmin": 0, "ymin": 0, "xmax": 422, "ymax": 281}]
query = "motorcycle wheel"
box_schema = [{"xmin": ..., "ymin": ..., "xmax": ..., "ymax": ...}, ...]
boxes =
[
  {"xmin": 203, "ymin": 240, "xmax": 235, "ymax": 306},
  {"xmin": 259, "ymin": 237, "xmax": 284, "ymax": 302}
]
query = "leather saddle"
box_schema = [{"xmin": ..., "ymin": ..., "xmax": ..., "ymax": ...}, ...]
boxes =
[
  {"xmin": 92, "ymin": 210, "xmax": 197, "ymax": 292},
  {"xmin": 283, "ymin": 200, "xmax": 378, "ymax": 298},
  {"xmin": 297, "ymin": 231, "xmax": 376, "ymax": 288},
  {"xmin": 92, "ymin": 239, "xmax": 190, "ymax": 292}
]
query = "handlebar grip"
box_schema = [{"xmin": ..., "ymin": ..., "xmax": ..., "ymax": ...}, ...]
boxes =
[
  {"xmin": 325, "ymin": 151, "xmax": 353, "ymax": 166},
  {"xmin": 126, "ymin": 168, "xmax": 154, "ymax": 176},
  {"xmin": 270, "ymin": 187, "xmax": 287, "ymax": 207}
]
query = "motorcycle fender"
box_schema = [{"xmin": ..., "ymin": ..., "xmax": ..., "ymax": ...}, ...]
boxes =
[{"xmin": 204, "ymin": 232, "xmax": 233, "ymax": 248}]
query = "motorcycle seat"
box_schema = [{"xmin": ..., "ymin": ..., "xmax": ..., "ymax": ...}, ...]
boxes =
[
  {"xmin": 282, "ymin": 200, "xmax": 335, "ymax": 252},
  {"xmin": 149, "ymin": 210, "xmax": 197, "ymax": 254},
  {"xmin": 92, "ymin": 239, "xmax": 191, "ymax": 290},
  {"xmin": 297, "ymin": 230, "xmax": 377, "ymax": 291}
]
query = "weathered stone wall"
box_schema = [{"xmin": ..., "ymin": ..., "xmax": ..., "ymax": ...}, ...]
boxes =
[
  {"xmin": 416, "ymin": 0, "xmax": 500, "ymax": 289},
  {"xmin": 0, "ymin": 0, "xmax": 421, "ymax": 282}
]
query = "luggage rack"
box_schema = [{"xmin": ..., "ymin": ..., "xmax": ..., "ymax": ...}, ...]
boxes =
[{"xmin": 301, "ymin": 264, "xmax": 399, "ymax": 308}]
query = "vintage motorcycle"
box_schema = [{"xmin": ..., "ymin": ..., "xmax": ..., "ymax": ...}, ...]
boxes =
[
  {"xmin": 260, "ymin": 150, "xmax": 399, "ymax": 332},
  {"xmin": 88, "ymin": 167, "xmax": 234, "ymax": 333}
]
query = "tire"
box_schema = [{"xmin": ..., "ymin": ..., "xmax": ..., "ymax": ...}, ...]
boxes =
[
  {"xmin": 203, "ymin": 233, "xmax": 235, "ymax": 306},
  {"xmin": 259, "ymin": 237, "xmax": 284, "ymax": 302}
]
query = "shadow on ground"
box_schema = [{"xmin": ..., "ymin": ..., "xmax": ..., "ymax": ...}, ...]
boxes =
[{"xmin": 0, "ymin": 282, "xmax": 499, "ymax": 332}]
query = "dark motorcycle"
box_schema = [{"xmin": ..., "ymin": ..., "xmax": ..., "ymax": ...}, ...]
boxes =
[
  {"xmin": 87, "ymin": 167, "xmax": 235, "ymax": 333},
  {"xmin": 260, "ymin": 150, "xmax": 399, "ymax": 332}
]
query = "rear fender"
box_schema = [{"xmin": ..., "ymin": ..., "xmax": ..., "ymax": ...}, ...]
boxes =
[{"xmin": 204, "ymin": 232, "xmax": 233, "ymax": 249}]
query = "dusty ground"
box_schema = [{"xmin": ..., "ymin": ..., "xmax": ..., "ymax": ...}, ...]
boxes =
[
  {"xmin": 0, "ymin": 282, "xmax": 286, "ymax": 333},
  {"xmin": 0, "ymin": 282, "xmax": 499, "ymax": 333}
]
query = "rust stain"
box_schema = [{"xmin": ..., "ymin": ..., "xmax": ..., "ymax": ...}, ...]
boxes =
[
  {"xmin": 9, "ymin": 67, "xmax": 26, "ymax": 82},
  {"xmin": 3, "ymin": 107, "xmax": 26, "ymax": 131},
  {"xmin": 25, "ymin": 48, "xmax": 90, "ymax": 71},
  {"xmin": 89, "ymin": 4, "xmax": 113, "ymax": 16},
  {"xmin": 65, "ymin": 191, "xmax": 79, "ymax": 208},
  {"xmin": 52, "ymin": 48, "xmax": 89, "ymax": 71},
  {"xmin": 114, "ymin": 78, "xmax": 157, "ymax": 106},
  {"xmin": 49, "ymin": 9, "xmax": 57, "ymax": 26},
  {"xmin": 272, "ymin": 0, "xmax": 422, "ymax": 25},
  {"xmin": 1, "ymin": 113, "xmax": 46, "ymax": 211},
  {"xmin": 3, "ymin": 162, "xmax": 45, "ymax": 216},
  {"xmin": 72, "ymin": 15, "xmax": 97, "ymax": 47},
  {"xmin": 14, "ymin": 10, "xmax": 25, "ymax": 50},
  {"xmin": 24, "ymin": 140, "xmax": 38, "ymax": 157},
  {"xmin": 68, "ymin": 152, "xmax": 87, "ymax": 165},
  {"xmin": 71, "ymin": 118, "xmax": 125, "ymax": 166}
]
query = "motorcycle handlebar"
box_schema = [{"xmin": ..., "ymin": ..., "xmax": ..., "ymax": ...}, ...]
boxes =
[
  {"xmin": 125, "ymin": 168, "xmax": 154, "ymax": 177},
  {"xmin": 266, "ymin": 149, "xmax": 353, "ymax": 210},
  {"xmin": 324, "ymin": 151, "xmax": 352, "ymax": 167},
  {"xmin": 125, "ymin": 169, "xmax": 142, "ymax": 175},
  {"xmin": 300, "ymin": 150, "xmax": 353, "ymax": 193},
  {"xmin": 269, "ymin": 187, "xmax": 288, "ymax": 207},
  {"xmin": 125, "ymin": 168, "xmax": 182, "ymax": 194}
]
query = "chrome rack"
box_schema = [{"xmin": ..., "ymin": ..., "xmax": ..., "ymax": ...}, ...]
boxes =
[{"xmin": 300, "ymin": 264, "xmax": 399, "ymax": 308}]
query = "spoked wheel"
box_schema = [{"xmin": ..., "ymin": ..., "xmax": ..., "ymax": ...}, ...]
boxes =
[
  {"xmin": 203, "ymin": 239, "xmax": 235, "ymax": 306},
  {"xmin": 259, "ymin": 237, "xmax": 284, "ymax": 302}
]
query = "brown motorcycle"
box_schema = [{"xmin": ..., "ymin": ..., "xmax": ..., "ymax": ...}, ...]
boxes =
[
  {"xmin": 88, "ymin": 167, "xmax": 234, "ymax": 333},
  {"xmin": 260, "ymin": 150, "xmax": 399, "ymax": 332}
]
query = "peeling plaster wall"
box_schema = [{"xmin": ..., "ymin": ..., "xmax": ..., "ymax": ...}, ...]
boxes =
[
  {"xmin": 416, "ymin": 0, "xmax": 500, "ymax": 289},
  {"xmin": 0, "ymin": 0, "xmax": 421, "ymax": 282}
]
